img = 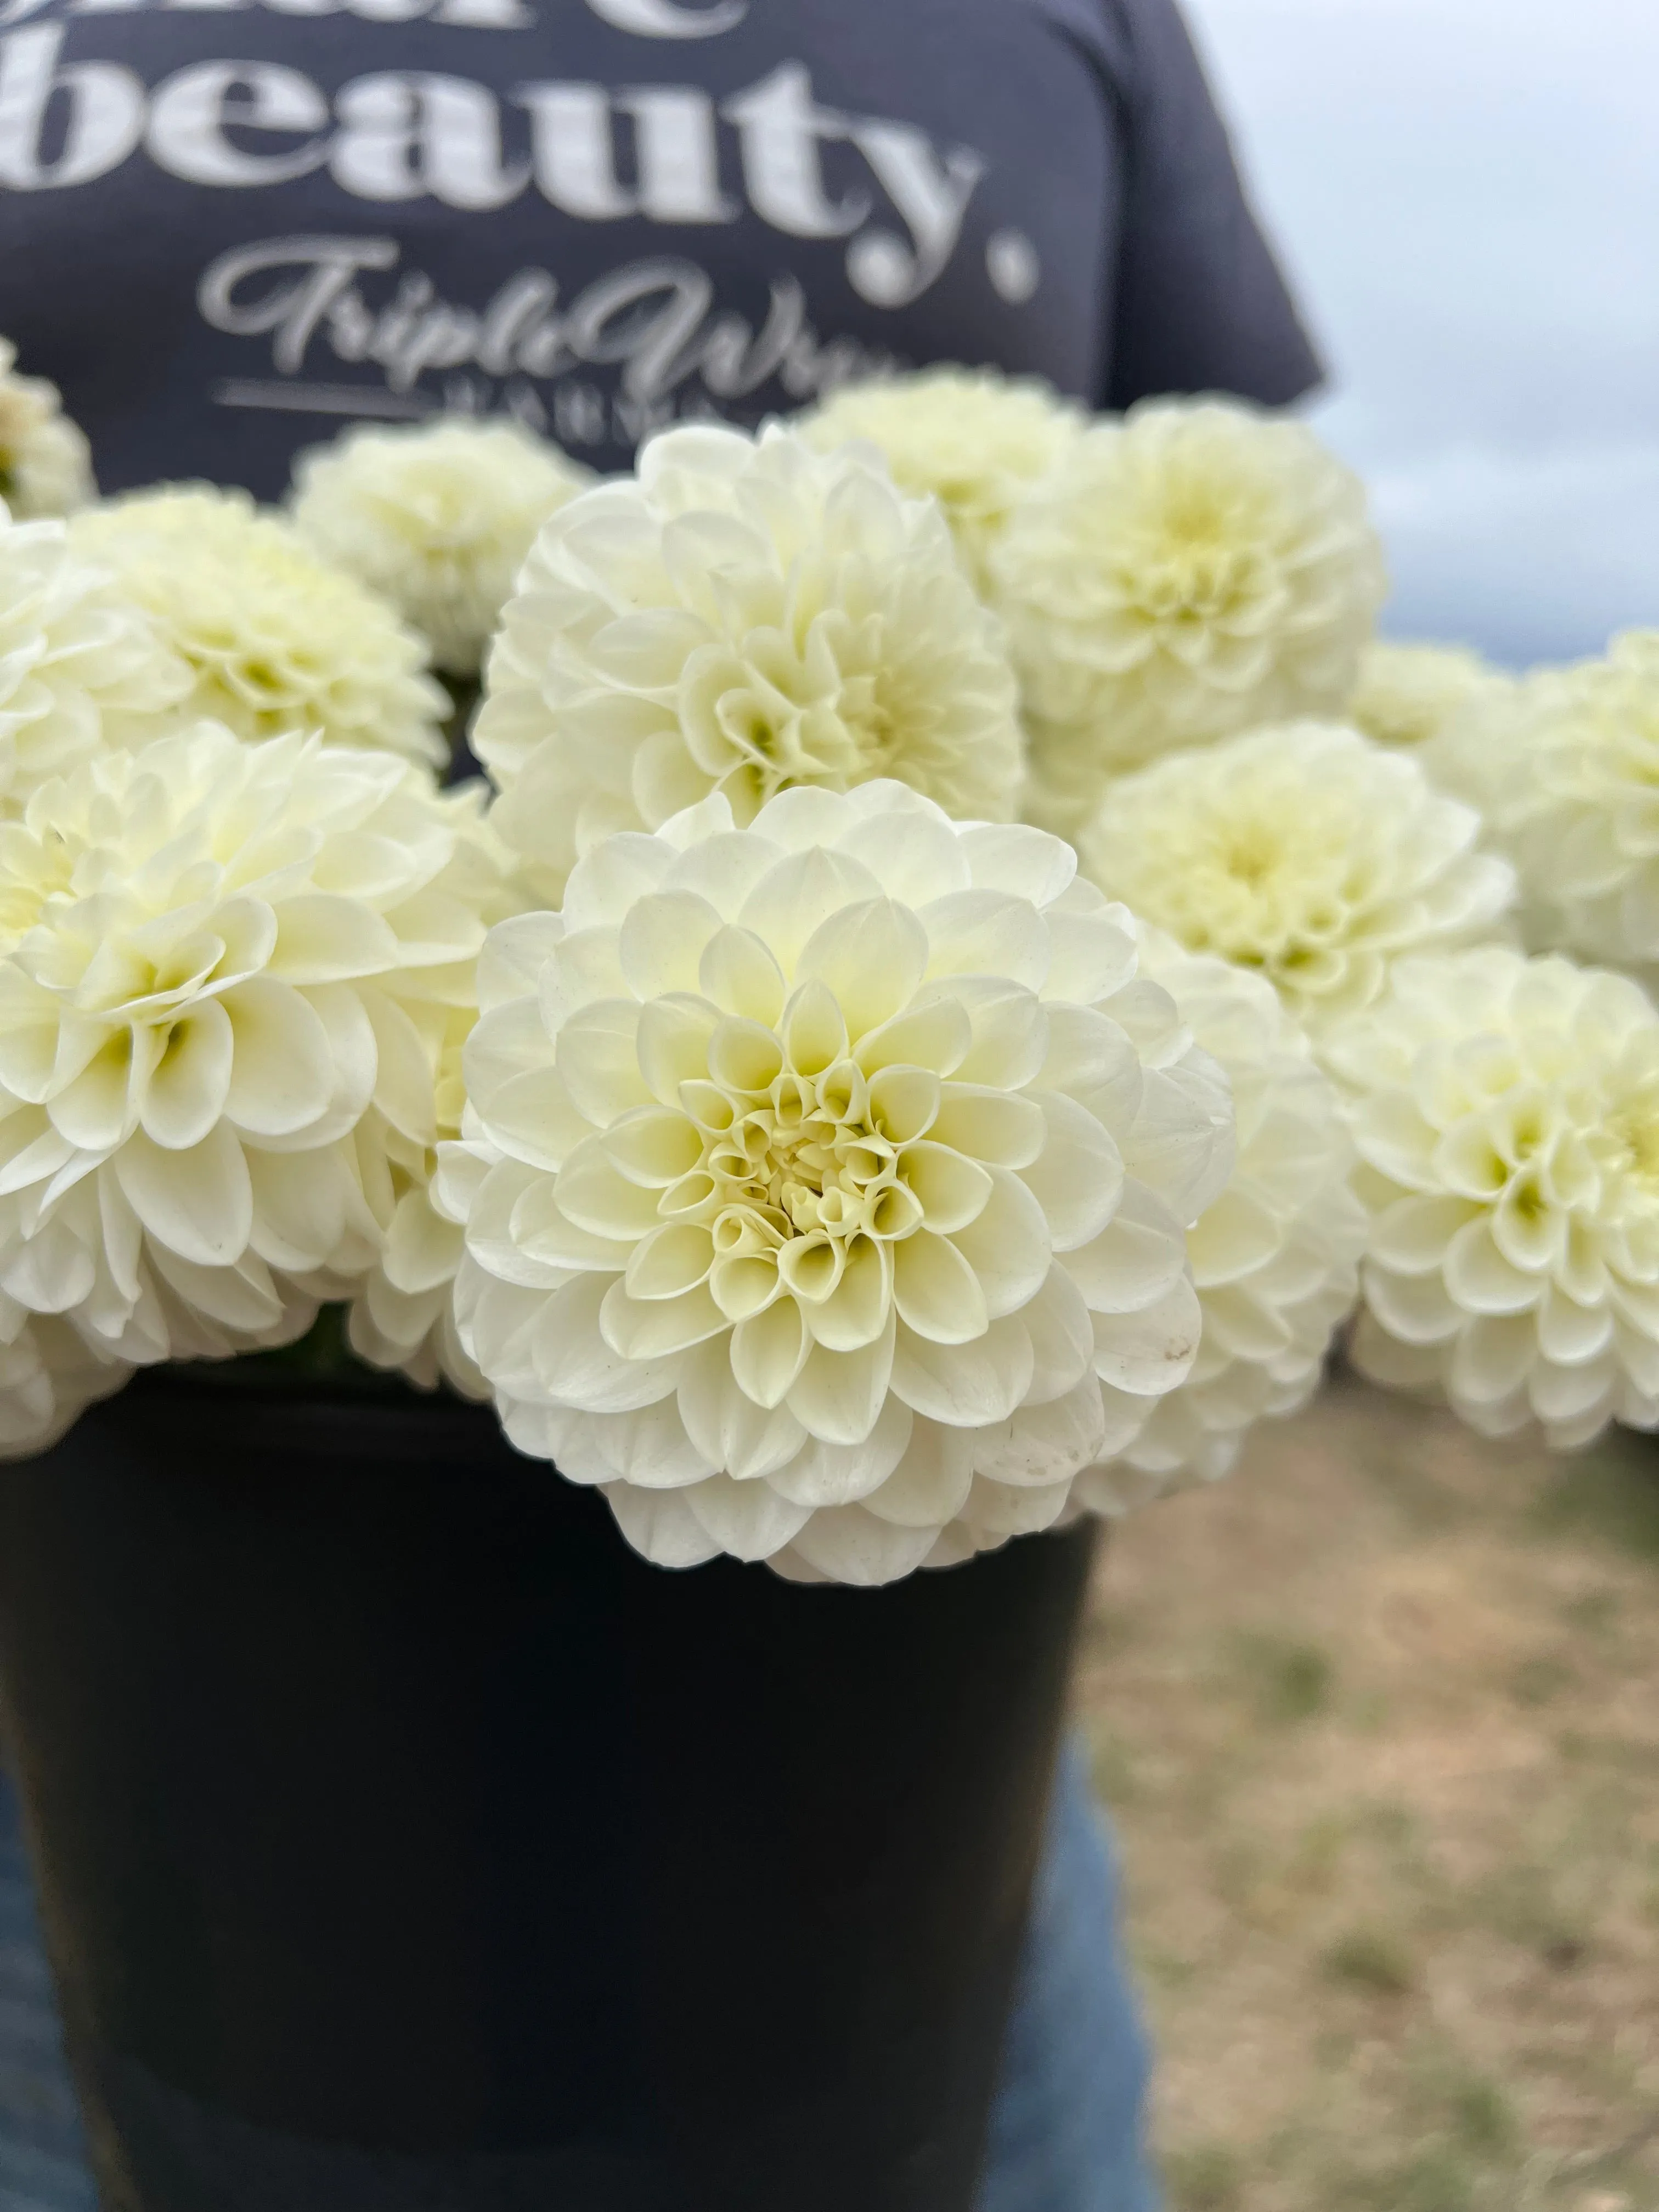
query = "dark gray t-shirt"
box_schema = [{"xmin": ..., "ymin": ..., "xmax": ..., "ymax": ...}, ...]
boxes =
[{"xmin": 0, "ymin": 0, "xmax": 1319, "ymax": 498}]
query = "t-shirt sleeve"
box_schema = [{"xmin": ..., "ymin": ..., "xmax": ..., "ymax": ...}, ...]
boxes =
[{"xmin": 1101, "ymin": 0, "xmax": 1324, "ymax": 410}]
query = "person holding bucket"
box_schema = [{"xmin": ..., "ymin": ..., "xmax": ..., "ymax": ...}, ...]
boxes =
[{"xmin": 0, "ymin": 1, "xmax": 1318, "ymax": 2203}]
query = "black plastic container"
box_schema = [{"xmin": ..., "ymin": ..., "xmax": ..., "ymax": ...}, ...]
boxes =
[{"xmin": 0, "ymin": 1372, "xmax": 1094, "ymax": 2212}]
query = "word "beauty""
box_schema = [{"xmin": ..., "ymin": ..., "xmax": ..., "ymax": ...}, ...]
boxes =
[{"xmin": 0, "ymin": 34, "xmax": 985, "ymax": 309}]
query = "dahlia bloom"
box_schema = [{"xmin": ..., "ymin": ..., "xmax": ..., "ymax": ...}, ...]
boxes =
[
  {"xmin": 347, "ymin": 1022, "xmax": 484, "ymax": 1396},
  {"xmin": 71, "ymin": 488, "xmax": 446, "ymax": 767},
  {"xmin": 1429, "ymin": 633, "xmax": 1659, "ymax": 972},
  {"xmin": 0, "ymin": 725, "xmax": 490, "ymax": 1372},
  {"xmin": 797, "ymin": 368, "xmax": 1083, "ymax": 591},
  {"xmin": 474, "ymin": 425, "xmax": 1025, "ymax": 903},
  {"xmin": 1079, "ymin": 722, "xmax": 1515, "ymax": 1036},
  {"xmin": 989, "ymin": 397, "xmax": 1387, "ymax": 836},
  {"xmin": 289, "ymin": 417, "xmax": 591, "ymax": 679},
  {"xmin": 1079, "ymin": 930, "xmax": 1364, "ymax": 1505},
  {"xmin": 347, "ymin": 793, "xmax": 525, "ymax": 1398},
  {"xmin": 443, "ymin": 781, "xmax": 1235, "ymax": 1585},
  {"xmin": 1349, "ymin": 639, "xmax": 1509, "ymax": 752},
  {"xmin": 0, "ymin": 506, "xmax": 191, "ymax": 812},
  {"xmin": 0, "ymin": 1307, "xmax": 128, "ymax": 1460},
  {"xmin": 1328, "ymin": 949, "xmax": 1659, "ymax": 1449},
  {"xmin": 0, "ymin": 341, "xmax": 94, "ymax": 520}
]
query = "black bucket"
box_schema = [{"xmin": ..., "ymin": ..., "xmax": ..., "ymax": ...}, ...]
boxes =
[{"xmin": 0, "ymin": 1371, "xmax": 1094, "ymax": 2212}]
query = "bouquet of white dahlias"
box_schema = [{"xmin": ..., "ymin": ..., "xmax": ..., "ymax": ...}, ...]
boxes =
[{"xmin": 6, "ymin": 340, "xmax": 1659, "ymax": 1575}]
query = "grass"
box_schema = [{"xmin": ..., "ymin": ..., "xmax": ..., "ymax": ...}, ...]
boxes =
[
  {"xmin": 1075, "ymin": 1376, "xmax": 1659, "ymax": 2212},
  {"xmin": 1322, "ymin": 1923, "xmax": 1417, "ymax": 1996}
]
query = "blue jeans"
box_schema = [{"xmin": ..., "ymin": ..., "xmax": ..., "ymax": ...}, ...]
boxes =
[
  {"xmin": 979, "ymin": 1740, "xmax": 1160, "ymax": 2212},
  {"xmin": 0, "ymin": 1746, "xmax": 1156, "ymax": 2211}
]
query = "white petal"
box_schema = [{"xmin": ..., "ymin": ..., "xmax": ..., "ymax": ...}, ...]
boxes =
[
  {"xmin": 1447, "ymin": 1313, "xmax": 1537, "ymax": 1407},
  {"xmin": 362, "ymin": 989, "xmax": 437, "ymax": 1148},
  {"xmin": 698, "ymin": 926, "xmax": 786, "ymax": 1025},
  {"xmin": 767, "ymin": 1392, "xmax": 916, "ymax": 1509},
  {"xmin": 957, "ymin": 1474, "xmax": 1074, "ymax": 1541},
  {"xmin": 968, "ymin": 1379, "xmax": 1107, "ymax": 1488},
  {"xmin": 1363, "ymin": 1262, "xmax": 1465, "ymax": 1347},
  {"xmin": 600, "ymin": 1277, "xmax": 726, "ymax": 1359},
  {"xmin": 797, "ymin": 898, "xmax": 929, "ymax": 1041},
  {"xmin": 560, "ymin": 831, "xmax": 676, "ymax": 933},
  {"xmin": 677, "ymin": 1341, "xmax": 806, "ymax": 1481},
  {"xmin": 947, "ymin": 1169, "xmax": 1052, "ymax": 1318},
  {"xmin": 247, "ymin": 1143, "xmax": 352, "ymax": 1271},
  {"xmin": 269, "ymin": 895, "xmax": 399, "ymax": 984},
  {"xmin": 1443, "ymin": 1217, "xmax": 1542, "ymax": 1317},
  {"xmin": 899, "ymin": 1142, "xmax": 993, "ymax": 1235},
  {"xmin": 890, "ymin": 1312, "xmax": 1035, "ymax": 1426},
  {"xmin": 635, "ymin": 995, "xmax": 720, "ymax": 1109},
  {"xmin": 738, "ymin": 848, "xmax": 883, "ymax": 975},
  {"xmin": 1020, "ymin": 1263, "xmax": 1097, "ymax": 1404},
  {"xmin": 625, "ymin": 1222, "xmax": 714, "ymax": 1300},
  {"xmin": 730, "ymin": 1295, "xmax": 810, "ymax": 1408},
  {"xmin": 920, "ymin": 890, "xmax": 1051, "ymax": 990},
  {"xmin": 921, "ymin": 978, "xmax": 1049, "ymax": 1092},
  {"xmin": 556, "ymin": 999, "xmax": 651, "ymax": 1124},
  {"xmin": 1064, "ymin": 1183, "xmax": 1187, "ymax": 1316},
  {"xmin": 958, "ymin": 823, "xmax": 1076, "ymax": 907},
  {"xmin": 476, "ymin": 912, "xmax": 567, "ymax": 1012},
  {"xmin": 603, "ymin": 1482, "xmax": 722, "ymax": 1569},
  {"xmin": 1020, "ymin": 1092, "xmax": 1123, "ymax": 1251},
  {"xmin": 134, "ymin": 1001, "xmax": 235, "ymax": 1152},
  {"xmin": 222, "ymin": 979, "xmax": 338, "ymax": 1140},
  {"xmin": 531, "ymin": 1273, "xmax": 680, "ymax": 1412},
  {"xmin": 929, "ymin": 1087, "xmax": 1046, "ymax": 1170},
  {"xmin": 786, "ymin": 1312, "xmax": 896, "ymax": 1446},
  {"xmin": 47, "ymin": 1028, "xmax": 146, "ymax": 1154},
  {"xmin": 802, "ymin": 1232, "xmax": 890, "ymax": 1352},
  {"xmin": 1041, "ymin": 911, "xmax": 1138, "ymax": 1007},
  {"xmin": 1091, "ymin": 1275, "xmax": 1202, "ymax": 1397},
  {"xmin": 854, "ymin": 996, "xmax": 973, "ymax": 1079},
  {"xmin": 831, "ymin": 806, "xmax": 971, "ymax": 907},
  {"xmin": 579, "ymin": 1397, "xmax": 712, "ymax": 1488},
  {"xmin": 555, "ymin": 1136, "xmax": 667, "ymax": 1240},
  {"xmin": 893, "ymin": 1230, "xmax": 989, "ymax": 1345},
  {"xmin": 682, "ymin": 1472, "xmax": 811, "ymax": 1561},
  {"xmin": 858, "ymin": 1414, "xmax": 974, "ymax": 1527},
  {"xmin": 785, "ymin": 1505, "xmax": 940, "ymax": 1587},
  {"xmin": 618, "ymin": 891, "xmax": 725, "ymax": 1000},
  {"xmin": 114, "ymin": 1121, "xmax": 253, "ymax": 1268},
  {"xmin": 1368, "ymin": 1193, "xmax": 1485, "ymax": 1276}
]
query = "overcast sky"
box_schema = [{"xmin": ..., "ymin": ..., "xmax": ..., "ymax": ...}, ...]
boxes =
[{"xmin": 1182, "ymin": 0, "xmax": 1659, "ymax": 667}]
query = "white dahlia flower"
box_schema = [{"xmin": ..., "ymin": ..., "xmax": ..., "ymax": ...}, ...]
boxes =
[
  {"xmin": 0, "ymin": 507, "xmax": 191, "ymax": 812},
  {"xmin": 70, "ymin": 488, "xmax": 447, "ymax": 768},
  {"xmin": 797, "ymin": 367, "xmax": 1083, "ymax": 592},
  {"xmin": 0, "ymin": 724, "xmax": 490, "ymax": 1373},
  {"xmin": 1076, "ymin": 930, "xmax": 1364, "ymax": 1505},
  {"xmin": 1079, "ymin": 722, "xmax": 1515, "ymax": 1036},
  {"xmin": 346, "ymin": 792, "xmax": 525, "ymax": 1398},
  {"xmin": 474, "ymin": 425, "xmax": 1026, "ymax": 902},
  {"xmin": 1349, "ymin": 639, "xmax": 1509, "ymax": 752},
  {"xmin": 1427, "ymin": 633, "xmax": 1659, "ymax": 973},
  {"xmin": 346, "ymin": 1020, "xmax": 483, "ymax": 1395},
  {"xmin": 289, "ymin": 417, "xmax": 592, "ymax": 679},
  {"xmin": 989, "ymin": 397, "xmax": 1387, "ymax": 836},
  {"xmin": 0, "ymin": 341, "xmax": 94, "ymax": 520},
  {"xmin": 0, "ymin": 1307, "xmax": 129, "ymax": 1460},
  {"xmin": 1328, "ymin": 948, "xmax": 1659, "ymax": 1449},
  {"xmin": 442, "ymin": 780, "xmax": 1236, "ymax": 1585}
]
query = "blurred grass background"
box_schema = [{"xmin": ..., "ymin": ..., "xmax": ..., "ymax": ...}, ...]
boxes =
[{"xmin": 1077, "ymin": 1374, "xmax": 1659, "ymax": 2212}]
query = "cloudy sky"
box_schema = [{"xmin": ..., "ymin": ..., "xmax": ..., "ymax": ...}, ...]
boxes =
[{"xmin": 1183, "ymin": 0, "xmax": 1659, "ymax": 666}]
